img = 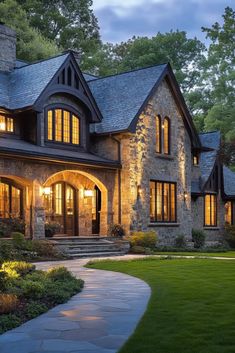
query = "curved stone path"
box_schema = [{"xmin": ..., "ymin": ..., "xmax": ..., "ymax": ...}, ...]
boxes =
[{"xmin": 0, "ymin": 258, "xmax": 151, "ymax": 353}]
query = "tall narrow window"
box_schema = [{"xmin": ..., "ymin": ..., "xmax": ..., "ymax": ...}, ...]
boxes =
[
  {"xmin": 163, "ymin": 117, "xmax": 170, "ymax": 154},
  {"xmin": 204, "ymin": 194, "xmax": 217, "ymax": 226},
  {"xmin": 47, "ymin": 109, "xmax": 80, "ymax": 145},
  {"xmin": 54, "ymin": 183, "xmax": 62, "ymax": 215},
  {"xmin": 156, "ymin": 116, "xmax": 161, "ymax": 153},
  {"xmin": 150, "ymin": 181, "xmax": 176, "ymax": 222},
  {"xmin": 225, "ymin": 201, "xmax": 233, "ymax": 225},
  {"xmin": 0, "ymin": 115, "xmax": 14, "ymax": 133}
]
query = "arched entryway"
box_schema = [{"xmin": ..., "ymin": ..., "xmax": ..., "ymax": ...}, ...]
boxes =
[{"xmin": 43, "ymin": 170, "xmax": 107, "ymax": 236}]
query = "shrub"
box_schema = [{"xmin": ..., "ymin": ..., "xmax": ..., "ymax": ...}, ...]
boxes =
[
  {"xmin": 20, "ymin": 280, "xmax": 45, "ymax": 299},
  {"xmin": 129, "ymin": 231, "xmax": 157, "ymax": 249},
  {"xmin": 45, "ymin": 221, "xmax": 61, "ymax": 237},
  {"xmin": 192, "ymin": 229, "xmax": 206, "ymax": 248},
  {"xmin": 25, "ymin": 301, "xmax": 48, "ymax": 319},
  {"xmin": 31, "ymin": 240, "xmax": 60, "ymax": 258},
  {"xmin": 0, "ymin": 222, "xmax": 10, "ymax": 238},
  {"xmin": 0, "ymin": 270, "xmax": 8, "ymax": 291},
  {"xmin": 0, "ymin": 314, "xmax": 21, "ymax": 334},
  {"xmin": 11, "ymin": 232, "xmax": 26, "ymax": 249},
  {"xmin": 130, "ymin": 245, "xmax": 146, "ymax": 254},
  {"xmin": 0, "ymin": 294, "xmax": 18, "ymax": 314},
  {"xmin": 225, "ymin": 225, "xmax": 235, "ymax": 248},
  {"xmin": 2, "ymin": 261, "xmax": 35, "ymax": 276},
  {"xmin": 47, "ymin": 266, "xmax": 75, "ymax": 282},
  {"xmin": 109, "ymin": 224, "xmax": 125, "ymax": 237},
  {"xmin": 175, "ymin": 234, "xmax": 186, "ymax": 248},
  {"xmin": 0, "ymin": 240, "xmax": 15, "ymax": 261}
]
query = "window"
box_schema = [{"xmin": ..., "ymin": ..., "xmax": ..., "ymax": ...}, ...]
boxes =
[
  {"xmin": 163, "ymin": 117, "xmax": 170, "ymax": 154},
  {"xmin": 0, "ymin": 114, "xmax": 14, "ymax": 133},
  {"xmin": 193, "ymin": 154, "xmax": 199, "ymax": 165},
  {"xmin": 150, "ymin": 181, "xmax": 176, "ymax": 222},
  {"xmin": 155, "ymin": 116, "xmax": 170, "ymax": 155},
  {"xmin": 225, "ymin": 201, "xmax": 233, "ymax": 225},
  {"xmin": 156, "ymin": 116, "xmax": 161, "ymax": 153},
  {"xmin": 0, "ymin": 179, "xmax": 22, "ymax": 218},
  {"xmin": 47, "ymin": 109, "xmax": 80, "ymax": 145},
  {"xmin": 204, "ymin": 194, "xmax": 217, "ymax": 226}
]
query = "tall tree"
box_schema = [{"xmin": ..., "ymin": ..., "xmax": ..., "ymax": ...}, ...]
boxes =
[
  {"xmin": 16, "ymin": 0, "xmax": 101, "ymax": 56},
  {"xmin": 0, "ymin": 0, "xmax": 59, "ymax": 61}
]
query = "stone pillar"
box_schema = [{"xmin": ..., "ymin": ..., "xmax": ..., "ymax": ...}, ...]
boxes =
[{"xmin": 32, "ymin": 180, "xmax": 45, "ymax": 239}]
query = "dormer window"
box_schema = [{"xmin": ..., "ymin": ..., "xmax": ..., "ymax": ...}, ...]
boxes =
[
  {"xmin": 47, "ymin": 109, "xmax": 80, "ymax": 145},
  {"xmin": 193, "ymin": 154, "xmax": 199, "ymax": 165},
  {"xmin": 0, "ymin": 114, "xmax": 14, "ymax": 133}
]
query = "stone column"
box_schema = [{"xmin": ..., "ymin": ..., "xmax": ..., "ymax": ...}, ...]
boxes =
[{"xmin": 32, "ymin": 180, "xmax": 45, "ymax": 239}]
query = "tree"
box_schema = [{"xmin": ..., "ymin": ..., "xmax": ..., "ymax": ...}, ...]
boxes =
[
  {"xmin": 0, "ymin": 0, "xmax": 59, "ymax": 61},
  {"xmin": 201, "ymin": 7, "xmax": 235, "ymax": 166},
  {"xmin": 16, "ymin": 0, "xmax": 101, "ymax": 57}
]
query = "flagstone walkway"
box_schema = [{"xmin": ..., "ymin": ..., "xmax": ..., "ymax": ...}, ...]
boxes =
[{"xmin": 0, "ymin": 257, "xmax": 151, "ymax": 353}]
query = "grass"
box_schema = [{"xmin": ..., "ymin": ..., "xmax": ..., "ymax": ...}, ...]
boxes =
[
  {"xmin": 153, "ymin": 251, "xmax": 235, "ymax": 258},
  {"xmin": 88, "ymin": 258, "xmax": 235, "ymax": 353}
]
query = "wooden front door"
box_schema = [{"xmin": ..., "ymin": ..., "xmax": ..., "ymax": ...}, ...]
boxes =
[{"xmin": 53, "ymin": 182, "xmax": 77, "ymax": 236}]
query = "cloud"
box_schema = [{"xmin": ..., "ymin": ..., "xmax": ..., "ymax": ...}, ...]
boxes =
[{"xmin": 93, "ymin": 0, "xmax": 234, "ymax": 43}]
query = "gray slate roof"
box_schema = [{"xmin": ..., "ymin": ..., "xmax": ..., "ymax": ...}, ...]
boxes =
[
  {"xmin": 88, "ymin": 64, "xmax": 167, "ymax": 133},
  {"xmin": 0, "ymin": 53, "xmax": 69, "ymax": 110},
  {"xmin": 0, "ymin": 137, "xmax": 119, "ymax": 168},
  {"xmin": 223, "ymin": 166, "xmax": 235, "ymax": 197},
  {"xmin": 199, "ymin": 131, "xmax": 220, "ymax": 187}
]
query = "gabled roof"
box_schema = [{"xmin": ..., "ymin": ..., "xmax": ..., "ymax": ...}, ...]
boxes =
[
  {"xmin": 9, "ymin": 53, "xmax": 69, "ymax": 110},
  {"xmin": 199, "ymin": 131, "xmax": 220, "ymax": 187},
  {"xmin": 223, "ymin": 166, "xmax": 235, "ymax": 198},
  {"xmin": 88, "ymin": 64, "xmax": 167, "ymax": 134}
]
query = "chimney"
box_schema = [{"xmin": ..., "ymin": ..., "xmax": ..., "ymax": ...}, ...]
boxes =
[{"xmin": 0, "ymin": 22, "xmax": 16, "ymax": 72}]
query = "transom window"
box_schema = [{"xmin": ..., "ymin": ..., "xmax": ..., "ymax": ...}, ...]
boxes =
[
  {"xmin": 225, "ymin": 201, "xmax": 233, "ymax": 225},
  {"xmin": 150, "ymin": 180, "xmax": 176, "ymax": 222},
  {"xmin": 155, "ymin": 116, "xmax": 170, "ymax": 155},
  {"xmin": 0, "ymin": 179, "xmax": 22, "ymax": 218},
  {"xmin": 0, "ymin": 114, "xmax": 14, "ymax": 133},
  {"xmin": 204, "ymin": 194, "xmax": 217, "ymax": 227},
  {"xmin": 47, "ymin": 109, "xmax": 80, "ymax": 145}
]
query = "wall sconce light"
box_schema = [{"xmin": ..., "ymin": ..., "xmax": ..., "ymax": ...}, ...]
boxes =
[
  {"xmin": 137, "ymin": 185, "xmax": 142, "ymax": 198},
  {"xmin": 84, "ymin": 189, "xmax": 94, "ymax": 197},
  {"xmin": 43, "ymin": 187, "xmax": 52, "ymax": 195},
  {"xmin": 183, "ymin": 191, "xmax": 188, "ymax": 202}
]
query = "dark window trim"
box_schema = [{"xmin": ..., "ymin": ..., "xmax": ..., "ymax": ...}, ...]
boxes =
[
  {"xmin": 45, "ymin": 105, "xmax": 81, "ymax": 146},
  {"xmin": 0, "ymin": 177, "xmax": 23, "ymax": 219},
  {"xmin": 163, "ymin": 116, "xmax": 171, "ymax": 155},
  {"xmin": 204, "ymin": 193, "xmax": 217, "ymax": 227},
  {"xmin": 150, "ymin": 180, "xmax": 177, "ymax": 223},
  {"xmin": 156, "ymin": 115, "xmax": 162, "ymax": 154}
]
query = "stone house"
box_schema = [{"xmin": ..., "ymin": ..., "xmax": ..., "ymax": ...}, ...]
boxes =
[{"xmin": 0, "ymin": 24, "xmax": 234, "ymax": 244}]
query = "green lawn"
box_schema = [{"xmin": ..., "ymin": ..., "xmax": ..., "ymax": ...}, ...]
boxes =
[
  {"xmin": 153, "ymin": 251, "xmax": 235, "ymax": 258},
  {"xmin": 88, "ymin": 258, "xmax": 235, "ymax": 353}
]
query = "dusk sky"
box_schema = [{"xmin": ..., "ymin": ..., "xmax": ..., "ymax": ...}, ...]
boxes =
[{"xmin": 93, "ymin": 0, "xmax": 234, "ymax": 43}]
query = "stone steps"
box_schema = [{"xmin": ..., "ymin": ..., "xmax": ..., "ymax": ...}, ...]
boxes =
[{"xmin": 50, "ymin": 237, "xmax": 130, "ymax": 258}]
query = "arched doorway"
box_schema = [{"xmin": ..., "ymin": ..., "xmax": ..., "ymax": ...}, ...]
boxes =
[{"xmin": 45, "ymin": 181, "xmax": 77, "ymax": 236}]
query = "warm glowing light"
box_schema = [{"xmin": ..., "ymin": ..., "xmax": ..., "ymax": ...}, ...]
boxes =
[
  {"xmin": 43, "ymin": 187, "xmax": 52, "ymax": 195},
  {"xmin": 0, "ymin": 121, "xmax": 6, "ymax": 130},
  {"xmin": 84, "ymin": 189, "xmax": 94, "ymax": 197},
  {"xmin": 183, "ymin": 191, "xmax": 188, "ymax": 202}
]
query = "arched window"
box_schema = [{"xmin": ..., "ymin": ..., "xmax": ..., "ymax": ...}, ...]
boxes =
[
  {"xmin": 0, "ymin": 179, "xmax": 22, "ymax": 218},
  {"xmin": 163, "ymin": 117, "xmax": 170, "ymax": 155},
  {"xmin": 155, "ymin": 116, "xmax": 161, "ymax": 153},
  {"xmin": 47, "ymin": 108, "xmax": 80, "ymax": 145}
]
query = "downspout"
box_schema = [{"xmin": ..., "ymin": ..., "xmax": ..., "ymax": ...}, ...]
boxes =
[{"xmin": 110, "ymin": 134, "xmax": 122, "ymax": 224}]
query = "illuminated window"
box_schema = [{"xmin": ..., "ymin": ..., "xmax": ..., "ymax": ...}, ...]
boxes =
[
  {"xmin": 225, "ymin": 201, "xmax": 233, "ymax": 225},
  {"xmin": 193, "ymin": 154, "xmax": 199, "ymax": 165},
  {"xmin": 47, "ymin": 109, "xmax": 80, "ymax": 145},
  {"xmin": 156, "ymin": 116, "xmax": 161, "ymax": 153},
  {"xmin": 0, "ymin": 179, "xmax": 22, "ymax": 218},
  {"xmin": 163, "ymin": 117, "xmax": 170, "ymax": 154},
  {"xmin": 150, "ymin": 181, "xmax": 176, "ymax": 222},
  {"xmin": 54, "ymin": 183, "xmax": 62, "ymax": 215},
  {"xmin": 204, "ymin": 194, "xmax": 217, "ymax": 226},
  {"xmin": 0, "ymin": 115, "xmax": 14, "ymax": 133}
]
